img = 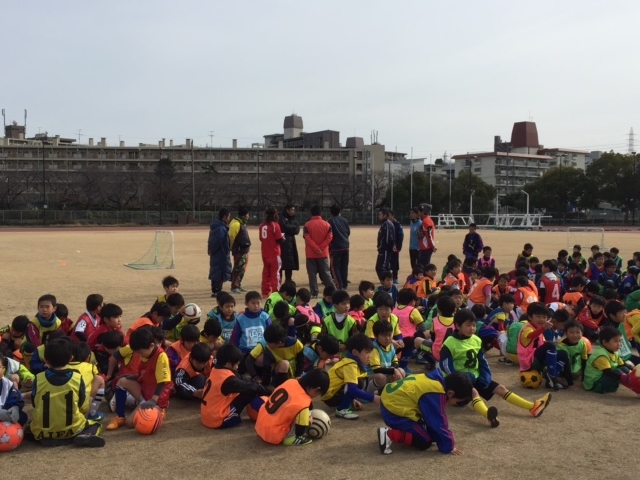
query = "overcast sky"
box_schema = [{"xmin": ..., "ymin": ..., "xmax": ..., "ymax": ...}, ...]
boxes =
[{"xmin": 2, "ymin": 1, "xmax": 638, "ymax": 159}]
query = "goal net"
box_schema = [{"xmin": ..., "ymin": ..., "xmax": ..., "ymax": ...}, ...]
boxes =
[
  {"xmin": 566, "ymin": 227, "xmax": 605, "ymax": 251},
  {"xmin": 125, "ymin": 230, "xmax": 175, "ymax": 270}
]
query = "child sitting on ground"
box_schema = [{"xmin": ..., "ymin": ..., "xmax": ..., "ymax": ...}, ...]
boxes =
[
  {"xmin": 302, "ymin": 335, "xmax": 340, "ymax": 372},
  {"xmin": 156, "ymin": 275, "xmax": 179, "ymax": 304},
  {"xmin": 440, "ymin": 309, "xmax": 551, "ymax": 427},
  {"xmin": 174, "ymin": 342, "xmax": 212, "ymax": 400},
  {"xmin": 26, "ymin": 294, "xmax": 60, "ymax": 349},
  {"xmin": 366, "ymin": 320, "xmax": 405, "ymax": 393},
  {"xmin": 377, "ymin": 370, "xmax": 471, "ymax": 456},
  {"xmin": 69, "ymin": 342, "xmax": 106, "ymax": 421},
  {"xmin": 245, "ymin": 324, "xmax": 304, "ymax": 387},
  {"xmin": 377, "ymin": 272, "xmax": 399, "ymax": 306},
  {"xmin": 321, "ymin": 290, "xmax": 359, "ymax": 354},
  {"xmin": 359, "ymin": 281, "xmax": 376, "ymax": 309},
  {"xmin": 206, "ymin": 292, "xmax": 238, "ymax": 342},
  {"xmin": 201, "ymin": 344, "xmax": 271, "ymax": 429},
  {"xmin": 314, "ymin": 286, "xmax": 336, "ymax": 319},
  {"xmin": 199, "ymin": 318, "xmax": 224, "ymax": 354},
  {"xmin": 557, "ymin": 320, "xmax": 589, "ymax": 382},
  {"xmin": 264, "ymin": 282, "xmax": 297, "ymax": 321},
  {"xmin": 230, "ymin": 291, "xmax": 272, "ymax": 355},
  {"xmin": 255, "ymin": 369, "xmax": 330, "ymax": 446},
  {"xmin": 0, "ymin": 315, "xmax": 29, "ymax": 354},
  {"xmin": 348, "ymin": 294, "xmax": 367, "ymax": 331},
  {"xmin": 70, "ymin": 294, "xmax": 104, "ymax": 343},
  {"xmin": 30, "ymin": 339, "xmax": 105, "ymax": 447},
  {"xmin": 393, "ymin": 288, "xmax": 425, "ymax": 372},
  {"xmin": 576, "ymin": 295, "xmax": 606, "ymax": 342},
  {"xmin": 295, "ymin": 288, "xmax": 322, "ymax": 328},
  {"xmin": 166, "ymin": 324, "xmax": 200, "ymax": 376},
  {"xmin": 0, "ymin": 351, "xmax": 26, "ymax": 425},
  {"xmin": 583, "ymin": 327, "xmax": 640, "ymax": 394},
  {"xmin": 321, "ymin": 334, "xmax": 381, "ymax": 420},
  {"xmin": 107, "ymin": 327, "xmax": 172, "ymax": 431}
]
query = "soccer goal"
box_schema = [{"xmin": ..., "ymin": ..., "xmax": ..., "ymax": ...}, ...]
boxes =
[
  {"xmin": 566, "ymin": 227, "xmax": 606, "ymax": 250},
  {"xmin": 125, "ymin": 230, "xmax": 175, "ymax": 270}
]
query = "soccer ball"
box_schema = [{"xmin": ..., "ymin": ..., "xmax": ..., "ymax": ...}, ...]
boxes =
[
  {"xmin": 0, "ymin": 422, "xmax": 24, "ymax": 452},
  {"xmin": 133, "ymin": 407, "xmax": 163, "ymax": 435},
  {"xmin": 307, "ymin": 410, "xmax": 331, "ymax": 439},
  {"xmin": 520, "ymin": 370, "xmax": 542, "ymax": 389},
  {"xmin": 184, "ymin": 303, "xmax": 202, "ymax": 321}
]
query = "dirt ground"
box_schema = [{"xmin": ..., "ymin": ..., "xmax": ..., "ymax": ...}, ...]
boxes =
[{"xmin": 3, "ymin": 225, "xmax": 640, "ymax": 479}]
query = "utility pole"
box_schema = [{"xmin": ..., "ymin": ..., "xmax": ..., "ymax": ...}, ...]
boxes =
[
  {"xmin": 209, "ymin": 131, "xmax": 215, "ymax": 148},
  {"xmin": 191, "ymin": 138, "xmax": 196, "ymax": 219},
  {"xmin": 41, "ymin": 134, "xmax": 48, "ymax": 225},
  {"xmin": 77, "ymin": 129, "xmax": 82, "ymax": 144}
]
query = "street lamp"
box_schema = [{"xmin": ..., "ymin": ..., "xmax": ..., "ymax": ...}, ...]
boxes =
[
  {"xmin": 469, "ymin": 190, "xmax": 475, "ymax": 222},
  {"xmin": 632, "ymin": 151, "xmax": 637, "ymax": 226},
  {"xmin": 520, "ymin": 189, "xmax": 529, "ymax": 225},
  {"xmin": 41, "ymin": 134, "xmax": 48, "ymax": 225}
]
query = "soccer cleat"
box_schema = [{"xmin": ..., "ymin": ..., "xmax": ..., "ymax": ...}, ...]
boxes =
[
  {"xmin": 530, "ymin": 393, "xmax": 552, "ymax": 418},
  {"xmin": 105, "ymin": 416, "xmax": 126, "ymax": 431},
  {"xmin": 230, "ymin": 288, "xmax": 242, "ymax": 294},
  {"xmin": 498, "ymin": 356, "xmax": 514, "ymax": 365},
  {"xmin": 487, "ymin": 406, "xmax": 500, "ymax": 428},
  {"xmin": 377, "ymin": 427, "xmax": 393, "ymax": 454},
  {"xmin": 238, "ymin": 287, "xmax": 247, "ymax": 292},
  {"xmin": 86, "ymin": 411, "xmax": 105, "ymax": 422},
  {"xmin": 335, "ymin": 409, "xmax": 359, "ymax": 420},
  {"xmin": 283, "ymin": 435, "xmax": 313, "ymax": 446},
  {"xmin": 73, "ymin": 434, "xmax": 106, "ymax": 448},
  {"xmin": 543, "ymin": 371, "xmax": 562, "ymax": 391}
]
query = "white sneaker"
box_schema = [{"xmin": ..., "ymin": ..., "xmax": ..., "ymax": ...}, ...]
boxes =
[
  {"xmin": 335, "ymin": 409, "xmax": 359, "ymax": 420},
  {"xmin": 377, "ymin": 427, "xmax": 392, "ymax": 454}
]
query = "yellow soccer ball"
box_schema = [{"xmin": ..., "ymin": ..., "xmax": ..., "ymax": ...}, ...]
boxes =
[{"xmin": 520, "ymin": 370, "xmax": 542, "ymax": 389}]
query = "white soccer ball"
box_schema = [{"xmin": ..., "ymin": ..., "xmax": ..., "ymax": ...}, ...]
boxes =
[
  {"xmin": 184, "ymin": 303, "xmax": 202, "ymax": 321},
  {"xmin": 308, "ymin": 409, "xmax": 331, "ymax": 439}
]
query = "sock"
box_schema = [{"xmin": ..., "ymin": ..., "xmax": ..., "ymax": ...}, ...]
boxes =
[
  {"xmin": 471, "ymin": 397, "xmax": 489, "ymax": 418},
  {"xmin": 502, "ymin": 390, "xmax": 534, "ymax": 410},
  {"xmin": 274, "ymin": 372, "xmax": 288, "ymax": 387},
  {"xmin": 115, "ymin": 386, "xmax": 127, "ymax": 418},
  {"xmin": 90, "ymin": 388, "xmax": 105, "ymax": 415},
  {"xmin": 387, "ymin": 429, "xmax": 413, "ymax": 446},
  {"xmin": 491, "ymin": 339, "xmax": 501, "ymax": 351},
  {"xmin": 498, "ymin": 332, "xmax": 508, "ymax": 357},
  {"xmin": 546, "ymin": 350, "xmax": 558, "ymax": 377},
  {"xmin": 399, "ymin": 348, "xmax": 413, "ymax": 369}
]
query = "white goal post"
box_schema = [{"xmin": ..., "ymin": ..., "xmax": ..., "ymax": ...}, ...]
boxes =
[
  {"xmin": 566, "ymin": 227, "xmax": 606, "ymax": 250},
  {"xmin": 125, "ymin": 230, "xmax": 175, "ymax": 270}
]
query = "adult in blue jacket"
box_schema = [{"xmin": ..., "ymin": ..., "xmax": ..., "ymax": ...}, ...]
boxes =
[{"xmin": 208, "ymin": 208, "xmax": 232, "ymax": 296}]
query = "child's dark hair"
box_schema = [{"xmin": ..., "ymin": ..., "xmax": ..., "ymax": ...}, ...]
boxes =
[
  {"xmin": 10, "ymin": 315, "xmax": 29, "ymax": 333},
  {"xmin": 150, "ymin": 302, "xmax": 172, "ymax": 318},
  {"xmin": 542, "ymin": 260, "xmax": 556, "ymax": 271},
  {"xmin": 331, "ymin": 289, "xmax": 350, "ymax": 305},
  {"xmin": 482, "ymin": 266, "xmax": 496, "ymax": 279},
  {"xmin": 374, "ymin": 293, "xmax": 394, "ymax": 310},
  {"xmin": 345, "ymin": 333, "xmax": 373, "ymax": 353},
  {"xmin": 529, "ymin": 256, "xmax": 539, "ymax": 265},
  {"xmin": 436, "ymin": 296, "xmax": 456, "ymax": 317},
  {"xmin": 551, "ymin": 309, "xmax": 570, "ymax": 324},
  {"xmin": 397, "ymin": 288, "xmax": 417, "ymax": 306},
  {"xmin": 203, "ymin": 318, "xmax": 222, "ymax": 338},
  {"xmin": 610, "ymin": 247, "xmax": 619, "ymax": 255},
  {"xmin": 447, "ymin": 259, "xmax": 461, "ymax": 270},
  {"xmin": 37, "ymin": 294, "xmax": 57, "ymax": 307},
  {"xmin": 323, "ymin": 285, "xmax": 336, "ymax": 297},
  {"xmin": 102, "ymin": 330, "xmax": 124, "ymax": 350},
  {"xmin": 245, "ymin": 291, "xmax": 262, "ymax": 303},
  {"xmin": 411, "ymin": 266, "xmax": 424, "ymax": 277},
  {"xmin": 563, "ymin": 320, "xmax": 583, "ymax": 333},
  {"xmin": 44, "ymin": 339, "xmax": 72, "ymax": 369},
  {"xmin": 72, "ymin": 342, "xmax": 92, "ymax": 362},
  {"xmin": 372, "ymin": 319, "xmax": 393, "ymax": 337},
  {"xmin": 446, "ymin": 254, "xmax": 458, "ymax": 263},
  {"xmin": 101, "ymin": 303, "xmax": 123, "ymax": 319},
  {"xmin": 218, "ymin": 292, "xmax": 236, "ymax": 306},
  {"xmin": 603, "ymin": 259, "xmax": 616, "ymax": 269},
  {"xmin": 149, "ymin": 326, "xmax": 165, "ymax": 344},
  {"xmin": 523, "ymin": 243, "xmax": 533, "ymax": 251},
  {"xmin": 86, "ymin": 294, "xmax": 104, "ymax": 312},
  {"xmin": 584, "ymin": 282, "xmax": 600, "ymax": 296},
  {"xmin": 498, "ymin": 273, "xmax": 510, "ymax": 283},
  {"xmin": 298, "ymin": 368, "xmax": 330, "ymax": 395},
  {"xmin": 190, "ymin": 342, "xmax": 212, "ymax": 363},
  {"xmin": 215, "ymin": 343, "xmax": 243, "ymax": 367},
  {"xmin": 598, "ymin": 326, "xmax": 622, "ymax": 344},
  {"xmin": 593, "ymin": 252, "xmax": 604, "ymax": 260},
  {"xmin": 571, "ymin": 276, "xmax": 586, "ymax": 288},
  {"xmin": 273, "ymin": 301, "xmax": 292, "ymax": 321},
  {"xmin": 470, "ymin": 304, "xmax": 488, "ymax": 319},
  {"xmin": 166, "ymin": 293, "xmax": 185, "ymax": 308},
  {"xmin": 45, "ymin": 330, "xmax": 67, "ymax": 344},
  {"xmin": 316, "ymin": 335, "xmax": 340, "ymax": 356},
  {"xmin": 526, "ymin": 302, "xmax": 549, "ymax": 317},
  {"xmin": 499, "ymin": 294, "xmax": 515, "ymax": 306},
  {"xmin": 449, "ymin": 288, "xmax": 463, "ymax": 298},
  {"xmin": 180, "ymin": 324, "xmax": 200, "ymax": 343},
  {"xmin": 380, "ymin": 271, "xmax": 394, "ymax": 281},
  {"xmin": 602, "ymin": 288, "xmax": 618, "ymax": 301},
  {"xmin": 453, "ymin": 308, "xmax": 476, "ymax": 327},
  {"xmin": 444, "ymin": 371, "xmax": 473, "ymax": 401},
  {"xmin": 297, "ymin": 288, "xmax": 311, "ymax": 304},
  {"xmin": 605, "ymin": 301, "xmax": 626, "ymax": 319},
  {"xmin": 425, "ymin": 263, "xmax": 437, "ymax": 274},
  {"xmin": 589, "ymin": 295, "xmax": 606, "ymax": 307},
  {"xmin": 279, "ymin": 281, "xmax": 297, "ymax": 298},
  {"xmin": 349, "ymin": 294, "xmax": 365, "ymax": 310},
  {"xmin": 129, "ymin": 327, "xmax": 155, "ymax": 351},
  {"xmin": 56, "ymin": 303, "xmax": 69, "ymax": 319},
  {"xmin": 558, "ymin": 249, "xmax": 569, "ymax": 258},
  {"xmin": 162, "ymin": 275, "xmax": 179, "ymax": 288},
  {"xmin": 263, "ymin": 324, "xmax": 287, "ymax": 344},
  {"xmin": 516, "ymin": 276, "xmax": 529, "ymax": 287},
  {"xmin": 359, "ymin": 280, "xmax": 376, "ymax": 295},
  {"xmin": 482, "ymin": 246, "xmax": 492, "ymax": 253}
]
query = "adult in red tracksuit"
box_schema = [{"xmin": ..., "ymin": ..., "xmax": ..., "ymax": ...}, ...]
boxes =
[
  {"xmin": 259, "ymin": 207, "xmax": 284, "ymax": 298},
  {"xmin": 303, "ymin": 205, "xmax": 335, "ymax": 297}
]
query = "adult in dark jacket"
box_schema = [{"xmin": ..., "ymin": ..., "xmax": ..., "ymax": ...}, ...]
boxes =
[
  {"xmin": 327, "ymin": 204, "xmax": 351, "ymax": 289},
  {"xmin": 376, "ymin": 208, "xmax": 396, "ymax": 282},
  {"xmin": 208, "ymin": 208, "xmax": 232, "ymax": 296},
  {"xmin": 389, "ymin": 211, "xmax": 404, "ymax": 284},
  {"xmin": 279, "ymin": 204, "xmax": 300, "ymax": 283}
]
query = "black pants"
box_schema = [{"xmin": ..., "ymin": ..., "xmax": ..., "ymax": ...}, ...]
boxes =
[
  {"xmin": 211, "ymin": 280, "xmax": 224, "ymax": 295},
  {"xmin": 417, "ymin": 249, "xmax": 434, "ymax": 267},
  {"xmin": 281, "ymin": 269, "xmax": 293, "ymax": 283},
  {"xmin": 330, "ymin": 249, "xmax": 350, "ymax": 289},
  {"xmin": 376, "ymin": 251, "xmax": 392, "ymax": 282},
  {"xmin": 409, "ymin": 250, "xmax": 419, "ymax": 270}
]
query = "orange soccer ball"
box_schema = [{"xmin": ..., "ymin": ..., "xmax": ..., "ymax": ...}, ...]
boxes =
[
  {"xmin": 0, "ymin": 422, "xmax": 24, "ymax": 452},
  {"xmin": 133, "ymin": 407, "xmax": 163, "ymax": 435}
]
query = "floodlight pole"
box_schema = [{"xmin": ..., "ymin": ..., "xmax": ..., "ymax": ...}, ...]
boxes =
[{"xmin": 521, "ymin": 190, "xmax": 529, "ymax": 226}]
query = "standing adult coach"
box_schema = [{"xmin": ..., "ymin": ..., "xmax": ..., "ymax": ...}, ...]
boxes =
[
  {"xmin": 376, "ymin": 208, "xmax": 396, "ymax": 281},
  {"xmin": 328, "ymin": 204, "xmax": 350, "ymax": 289},
  {"xmin": 303, "ymin": 205, "xmax": 335, "ymax": 298},
  {"xmin": 279, "ymin": 204, "xmax": 300, "ymax": 284},
  {"xmin": 228, "ymin": 206, "xmax": 251, "ymax": 294},
  {"xmin": 208, "ymin": 208, "xmax": 232, "ymax": 296},
  {"xmin": 417, "ymin": 204, "xmax": 437, "ymax": 267}
]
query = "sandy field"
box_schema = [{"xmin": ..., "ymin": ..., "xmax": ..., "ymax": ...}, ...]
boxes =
[{"xmin": 3, "ymin": 225, "xmax": 640, "ymax": 479}]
